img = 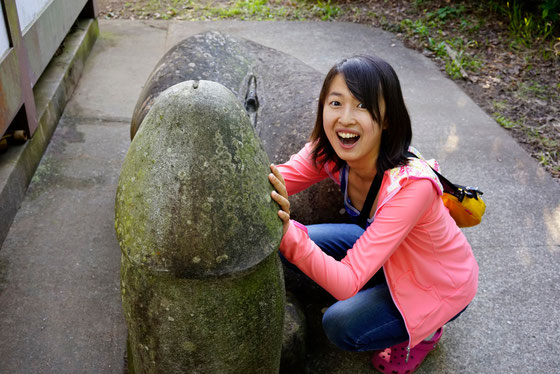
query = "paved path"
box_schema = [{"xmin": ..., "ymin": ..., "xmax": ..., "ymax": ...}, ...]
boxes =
[{"xmin": 1, "ymin": 19, "xmax": 559, "ymax": 373}]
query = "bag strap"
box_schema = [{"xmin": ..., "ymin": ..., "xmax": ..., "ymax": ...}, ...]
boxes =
[
  {"xmin": 357, "ymin": 172, "xmax": 383, "ymax": 229},
  {"xmin": 405, "ymin": 151, "xmax": 483, "ymax": 201},
  {"xmin": 405, "ymin": 151, "xmax": 457, "ymax": 194}
]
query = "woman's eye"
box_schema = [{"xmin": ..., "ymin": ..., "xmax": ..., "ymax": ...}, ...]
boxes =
[
  {"xmin": 357, "ymin": 103, "xmax": 366, "ymax": 109},
  {"xmin": 329, "ymin": 101, "xmax": 341, "ymax": 106}
]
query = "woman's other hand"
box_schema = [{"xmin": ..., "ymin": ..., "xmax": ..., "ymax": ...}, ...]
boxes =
[{"xmin": 269, "ymin": 164, "xmax": 290, "ymax": 235}]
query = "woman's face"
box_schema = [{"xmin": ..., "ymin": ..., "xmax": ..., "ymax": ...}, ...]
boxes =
[{"xmin": 323, "ymin": 74, "xmax": 385, "ymax": 170}]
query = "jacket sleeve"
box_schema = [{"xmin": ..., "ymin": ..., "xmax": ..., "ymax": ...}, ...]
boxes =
[
  {"xmin": 275, "ymin": 143, "xmax": 336, "ymax": 196},
  {"xmin": 279, "ymin": 178, "xmax": 437, "ymax": 300}
]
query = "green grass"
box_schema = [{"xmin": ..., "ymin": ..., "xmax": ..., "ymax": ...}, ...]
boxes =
[
  {"xmin": 398, "ymin": 15, "xmax": 482, "ymax": 80},
  {"xmin": 493, "ymin": 111, "xmax": 559, "ymax": 174},
  {"xmin": 128, "ymin": 0, "xmax": 345, "ymax": 21},
  {"xmin": 515, "ymin": 80, "xmax": 556, "ymax": 100},
  {"xmin": 507, "ymin": 1, "xmax": 554, "ymax": 44},
  {"xmin": 427, "ymin": 5, "xmax": 466, "ymax": 21},
  {"xmin": 494, "ymin": 113, "xmax": 521, "ymax": 129},
  {"xmin": 313, "ymin": 0, "xmax": 341, "ymax": 21},
  {"xmin": 488, "ymin": 0, "xmax": 558, "ymax": 47}
]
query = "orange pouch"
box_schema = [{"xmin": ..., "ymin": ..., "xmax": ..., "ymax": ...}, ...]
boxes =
[{"xmin": 442, "ymin": 189, "xmax": 485, "ymax": 228}]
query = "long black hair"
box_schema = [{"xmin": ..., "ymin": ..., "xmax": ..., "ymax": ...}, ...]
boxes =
[{"xmin": 310, "ymin": 55, "xmax": 412, "ymax": 174}]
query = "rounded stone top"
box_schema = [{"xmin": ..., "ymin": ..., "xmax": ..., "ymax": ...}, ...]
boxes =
[{"xmin": 115, "ymin": 80, "xmax": 282, "ymax": 278}]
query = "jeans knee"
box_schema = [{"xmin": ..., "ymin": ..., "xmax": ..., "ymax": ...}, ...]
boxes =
[{"xmin": 322, "ymin": 306, "xmax": 362, "ymax": 352}]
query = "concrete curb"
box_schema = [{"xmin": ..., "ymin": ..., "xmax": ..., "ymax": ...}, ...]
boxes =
[{"xmin": 0, "ymin": 18, "xmax": 99, "ymax": 247}]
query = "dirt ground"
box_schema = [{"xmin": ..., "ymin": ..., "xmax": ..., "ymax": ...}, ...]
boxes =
[{"xmin": 96, "ymin": 0, "xmax": 560, "ymax": 180}]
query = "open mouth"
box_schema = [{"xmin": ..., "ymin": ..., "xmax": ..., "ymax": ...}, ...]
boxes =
[{"xmin": 337, "ymin": 131, "xmax": 360, "ymax": 146}]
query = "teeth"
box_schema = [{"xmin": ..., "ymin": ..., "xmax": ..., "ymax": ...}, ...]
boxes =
[{"xmin": 338, "ymin": 132, "xmax": 359, "ymax": 139}]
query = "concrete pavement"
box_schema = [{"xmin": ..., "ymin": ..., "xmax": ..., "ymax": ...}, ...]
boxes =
[{"xmin": 0, "ymin": 19, "xmax": 559, "ymax": 373}]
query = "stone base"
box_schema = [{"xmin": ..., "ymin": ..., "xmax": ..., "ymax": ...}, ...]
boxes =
[{"xmin": 281, "ymin": 292, "xmax": 307, "ymax": 373}]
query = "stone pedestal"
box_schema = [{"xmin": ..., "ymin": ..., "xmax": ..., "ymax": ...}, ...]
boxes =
[{"xmin": 116, "ymin": 80, "xmax": 285, "ymax": 373}]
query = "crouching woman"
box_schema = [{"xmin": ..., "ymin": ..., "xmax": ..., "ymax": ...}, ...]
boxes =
[{"xmin": 268, "ymin": 55, "xmax": 478, "ymax": 374}]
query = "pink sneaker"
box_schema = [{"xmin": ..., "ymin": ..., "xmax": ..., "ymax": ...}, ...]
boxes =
[{"xmin": 371, "ymin": 328, "xmax": 443, "ymax": 374}]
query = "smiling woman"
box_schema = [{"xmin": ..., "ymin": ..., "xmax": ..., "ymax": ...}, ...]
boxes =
[
  {"xmin": 269, "ymin": 55, "xmax": 479, "ymax": 374},
  {"xmin": 309, "ymin": 56, "xmax": 412, "ymax": 179},
  {"xmin": 322, "ymin": 74, "xmax": 384, "ymax": 175}
]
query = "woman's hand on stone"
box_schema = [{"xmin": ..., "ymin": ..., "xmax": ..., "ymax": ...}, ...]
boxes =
[{"xmin": 269, "ymin": 164, "xmax": 290, "ymax": 235}]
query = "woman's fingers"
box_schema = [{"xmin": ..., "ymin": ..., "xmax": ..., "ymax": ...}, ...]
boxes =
[
  {"xmin": 271, "ymin": 164, "xmax": 286, "ymax": 185},
  {"xmin": 271, "ymin": 191, "xmax": 290, "ymax": 215},
  {"xmin": 273, "ymin": 193, "xmax": 290, "ymax": 235},
  {"xmin": 269, "ymin": 165, "xmax": 291, "ymax": 234},
  {"xmin": 269, "ymin": 164, "xmax": 288, "ymax": 199},
  {"xmin": 277, "ymin": 209, "xmax": 290, "ymax": 223}
]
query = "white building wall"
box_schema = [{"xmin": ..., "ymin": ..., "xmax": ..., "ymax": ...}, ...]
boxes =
[
  {"xmin": 16, "ymin": 0, "xmax": 52, "ymax": 32},
  {"xmin": 0, "ymin": 2, "xmax": 11, "ymax": 59}
]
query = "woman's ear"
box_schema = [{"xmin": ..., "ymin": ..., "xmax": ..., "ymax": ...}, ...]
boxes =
[
  {"xmin": 378, "ymin": 96, "xmax": 388, "ymax": 130},
  {"xmin": 381, "ymin": 117, "xmax": 389, "ymax": 130}
]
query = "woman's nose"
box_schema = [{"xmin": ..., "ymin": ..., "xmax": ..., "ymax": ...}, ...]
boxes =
[{"xmin": 339, "ymin": 107, "xmax": 356, "ymax": 125}]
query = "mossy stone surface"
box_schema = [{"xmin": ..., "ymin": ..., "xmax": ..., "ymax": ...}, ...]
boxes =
[
  {"xmin": 122, "ymin": 252, "xmax": 285, "ymax": 374},
  {"xmin": 116, "ymin": 80, "xmax": 282, "ymax": 278},
  {"xmin": 116, "ymin": 80, "xmax": 285, "ymax": 373}
]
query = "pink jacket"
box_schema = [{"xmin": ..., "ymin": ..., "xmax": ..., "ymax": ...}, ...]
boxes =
[{"xmin": 277, "ymin": 143, "xmax": 478, "ymax": 349}]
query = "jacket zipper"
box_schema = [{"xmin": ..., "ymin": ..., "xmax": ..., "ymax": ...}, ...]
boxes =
[
  {"xmin": 382, "ymin": 266, "xmax": 412, "ymax": 362},
  {"xmin": 374, "ymin": 168, "xmax": 414, "ymax": 359},
  {"xmin": 373, "ymin": 156, "xmax": 442, "ymax": 361}
]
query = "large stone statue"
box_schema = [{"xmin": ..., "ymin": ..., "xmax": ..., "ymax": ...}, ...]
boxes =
[
  {"xmin": 131, "ymin": 31, "xmax": 345, "ymax": 225},
  {"xmin": 115, "ymin": 80, "xmax": 285, "ymax": 373}
]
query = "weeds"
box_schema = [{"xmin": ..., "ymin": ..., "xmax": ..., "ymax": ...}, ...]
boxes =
[
  {"xmin": 399, "ymin": 16, "xmax": 481, "ymax": 80},
  {"xmin": 515, "ymin": 80, "xmax": 552, "ymax": 100},
  {"xmin": 400, "ymin": 19, "xmax": 432, "ymax": 38},
  {"xmin": 313, "ymin": 0, "xmax": 341, "ymax": 21},
  {"xmin": 488, "ymin": 0, "xmax": 559, "ymax": 47},
  {"xmin": 125, "ymin": 0, "xmax": 346, "ymax": 21},
  {"xmin": 427, "ymin": 5, "xmax": 466, "ymax": 21},
  {"xmin": 507, "ymin": 1, "xmax": 554, "ymax": 45},
  {"xmin": 494, "ymin": 113, "xmax": 520, "ymax": 129},
  {"xmin": 493, "ymin": 111, "xmax": 559, "ymax": 175}
]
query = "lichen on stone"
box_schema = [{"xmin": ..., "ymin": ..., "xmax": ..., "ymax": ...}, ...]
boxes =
[{"xmin": 116, "ymin": 79, "xmax": 282, "ymax": 279}]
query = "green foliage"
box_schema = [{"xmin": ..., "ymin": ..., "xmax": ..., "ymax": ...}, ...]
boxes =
[
  {"xmin": 429, "ymin": 39, "xmax": 448, "ymax": 58},
  {"xmin": 515, "ymin": 80, "xmax": 551, "ymax": 100},
  {"xmin": 508, "ymin": 1, "xmax": 554, "ymax": 44},
  {"xmin": 488, "ymin": 0, "xmax": 559, "ymax": 45},
  {"xmin": 493, "ymin": 113, "xmax": 519, "ymax": 129},
  {"xmin": 427, "ymin": 5, "xmax": 466, "ymax": 21},
  {"xmin": 313, "ymin": 0, "xmax": 341, "ymax": 21},
  {"xmin": 444, "ymin": 47, "xmax": 481, "ymax": 79},
  {"xmin": 240, "ymin": 0, "xmax": 271, "ymax": 17},
  {"xmin": 399, "ymin": 17, "xmax": 481, "ymax": 80},
  {"xmin": 541, "ymin": 0, "xmax": 560, "ymax": 22},
  {"xmin": 492, "ymin": 111, "xmax": 559, "ymax": 174},
  {"xmin": 400, "ymin": 19, "xmax": 433, "ymax": 37}
]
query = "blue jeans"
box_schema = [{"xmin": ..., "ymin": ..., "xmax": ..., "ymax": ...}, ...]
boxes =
[
  {"xmin": 303, "ymin": 223, "xmax": 409, "ymax": 351},
  {"xmin": 294, "ymin": 223, "xmax": 467, "ymax": 352},
  {"xmin": 282, "ymin": 223, "xmax": 466, "ymax": 351}
]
